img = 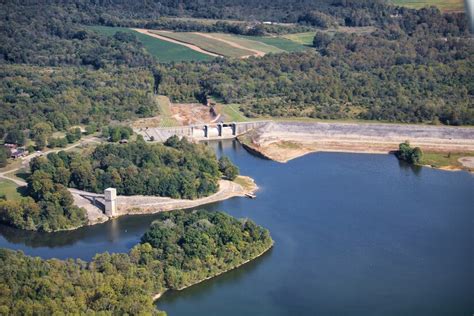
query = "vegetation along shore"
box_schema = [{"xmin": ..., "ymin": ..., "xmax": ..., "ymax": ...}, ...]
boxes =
[
  {"xmin": 238, "ymin": 121, "xmax": 474, "ymax": 171},
  {"xmin": 0, "ymin": 210, "xmax": 273, "ymax": 315}
]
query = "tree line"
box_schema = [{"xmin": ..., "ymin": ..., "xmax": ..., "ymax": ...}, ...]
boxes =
[
  {"xmin": 0, "ymin": 209, "xmax": 273, "ymax": 315},
  {"xmin": 157, "ymin": 10, "xmax": 472, "ymax": 125},
  {"xmin": 0, "ymin": 65, "xmax": 156, "ymax": 140},
  {"xmin": 29, "ymin": 137, "xmax": 238, "ymax": 199}
]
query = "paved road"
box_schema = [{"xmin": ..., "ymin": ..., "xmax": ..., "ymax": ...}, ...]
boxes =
[{"xmin": 0, "ymin": 136, "xmax": 101, "ymax": 187}]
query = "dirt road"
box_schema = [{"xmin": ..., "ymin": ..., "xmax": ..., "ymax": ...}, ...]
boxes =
[
  {"xmin": 196, "ymin": 32, "xmax": 266, "ymax": 57},
  {"xmin": 132, "ymin": 28, "xmax": 222, "ymax": 57}
]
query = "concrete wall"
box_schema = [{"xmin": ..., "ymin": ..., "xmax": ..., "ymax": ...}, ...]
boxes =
[{"xmin": 134, "ymin": 121, "xmax": 269, "ymax": 142}]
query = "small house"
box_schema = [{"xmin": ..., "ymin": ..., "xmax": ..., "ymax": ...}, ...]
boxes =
[
  {"xmin": 10, "ymin": 148, "xmax": 27, "ymax": 159},
  {"xmin": 4, "ymin": 143, "xmax": 17, "ymax": 149}
]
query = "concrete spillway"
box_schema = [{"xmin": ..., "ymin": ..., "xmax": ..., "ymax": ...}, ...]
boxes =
[{"xmin": 134, "ymin": 121, "xmax": 269, "ymax": 142}]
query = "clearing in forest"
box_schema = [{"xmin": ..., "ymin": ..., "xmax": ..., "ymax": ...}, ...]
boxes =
[
  {"xmin": 282, "ymin": 32, "xmax": 316, "ymax": 46},
  {"xmin": 0, "ymin": 179, "xmax": 22, "ymax": 201},
  {"xmin": 206, "ymin": 33, "xmax": 284, "ymax": 55},
  {"xmin": 149, "ymin": 31, "xmax": 257, "ymax": 58},
  {"xmin": 88, "ymin": 26, "xmax": 213, "ymax": 62},
  {"xmin": 131, "ymin": 96, "xmax": 218, "ymax": 128},
  {"xmin": 237, "ymin": 35, "xmax": 309, "ymax": 52}
]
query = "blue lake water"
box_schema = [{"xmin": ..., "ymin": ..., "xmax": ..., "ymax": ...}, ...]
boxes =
[{"xmin": 1, "ymin": 140, "xmax": 473, "ymax": 315}]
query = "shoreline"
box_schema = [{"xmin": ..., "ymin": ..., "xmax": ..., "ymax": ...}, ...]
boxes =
[
  {"xmin": 241, "ymin": 139, "xmax": 474, "ymax": 172},
  {"xmin": 0, "ymin": 175, "xmax": 258, "ymax": 233},
  {"xmin": 238, "ymin": 121, "xmax": 474, "ymax": 171},
  {"xmin": 76, "ymin": 175, "xmax": 259, "ymax": 229},
  {"xmin": 153, "ymin": 240, "xmax": 274, "ymax": 302}
]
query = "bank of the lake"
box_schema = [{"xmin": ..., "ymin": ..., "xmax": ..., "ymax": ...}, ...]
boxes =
[
  {"xmin": 238, "ymin": 121, "xmax": 474, "ymax": 167},
  {"xmin": 153, "ymin": 239, "xmax": 274, "ymax": 302},
  {"xmin": 1, "ymin": 140, "xmax": 472, "ymax": 315}
]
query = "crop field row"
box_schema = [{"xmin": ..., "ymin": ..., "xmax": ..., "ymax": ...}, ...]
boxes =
[
  {"xmin": 207, "ymin": 33, "xmax": 285, "ymax": 54},
  {"xmin": 150, "ymin": 31, "xmax": 257, "ymax": 58},
  {"xmin": 88, "ymin": 26, "xmax": 213, "ymax": 63},
  {"xmin": 90, "ymin": 25, "xmax": 311, "ymax": 61},
  {"xmin": 238, "ymin": 35, "xmax": 309, "ymax": 52}
]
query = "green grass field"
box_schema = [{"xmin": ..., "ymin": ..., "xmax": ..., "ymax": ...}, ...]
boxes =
[
  {"xmin": 390, "ymin": 0, "xmax": 464, "ymax": 11},
  {"xmin": 239, "ymin": 35, "xmax": 309, "ymax": 52},
  {"xmin": 0, "ymin": 179, "xmax": 23, "ymax": 201},
  {"xmin": 282, "ymin": 32, "xmax": 316, "ymax": 46},
  {"xmin": 156, "ymin": 96, "xmax": 179, "ymax": 127},
  {"xmin": 208, "ymin": 33, "xmax": 285, "ymax": 54},
  {"xmin": 151, "ymin": 31, "xmax": 256, "ymax": 58},
  {"xmin": 420, "ymin": 151, "xmax": 474, "ymax": 170},
  {"xmin": 88, "ymin": 26, "xmax": 213, "ymax": 63},
  {"xmin": 221, "ymin": 104, "xmax": 250, "ymax": 122}
]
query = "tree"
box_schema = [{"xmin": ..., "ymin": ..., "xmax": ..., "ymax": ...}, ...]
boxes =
[
  {"xmin": 31, "ymin": 122, "xmax": 52, "ymax": 149},
  {"xmin": 0, "ymin": 147, "xmax": 10, "ymax": 167},
  {"xmin": 218, "ymin": 156, "xmax": 239, "ymax": 180},
  {"xmin": 396, "ymin": 141, "xmax": 423, "ymax": 164},
  {"xmin": 5, "ymin": 129, "xmax": 25, "ymax": 146},
  {"xmin": 313, "ymin": 32, "xmax": 331, "ymax": 49}
]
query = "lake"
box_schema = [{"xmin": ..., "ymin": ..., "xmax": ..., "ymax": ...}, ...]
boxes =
[{"xmin": 1, "ymin": 140, "xmax": 473, "ymax": 315}]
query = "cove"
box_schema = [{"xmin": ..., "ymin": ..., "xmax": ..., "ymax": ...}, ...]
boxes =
[{"xmin": 0, "ymin": 140, "xmax": 473, "ymax": 315}]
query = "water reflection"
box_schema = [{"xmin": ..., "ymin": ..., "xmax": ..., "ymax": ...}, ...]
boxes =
[
  {"xmin": 0, "ymin": 223, "xmax": 89, "ymax": 248},
  {"xmin": 397, "ymin": 159, "xmax": 423, "ymax": 176},
  {"xmin": 158, "ymin": 247, "xmax": 274, "ymax": 306}
]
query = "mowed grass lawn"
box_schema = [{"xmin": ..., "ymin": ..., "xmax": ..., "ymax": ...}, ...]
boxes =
[
  {"xmin": 420, "ymin": 151, "xmax": 474, "ymax": 170},
  {"xmin": 221, "ymin": 104, "xmax": 250, "ymax": 122},
  {"xmin": 151, "ymin": 31, "xmax": 256, "ymax": 58},
  {"xmin": 0, "ymin": 179, "xmax": 23, "ymax": 201},
  {"xmin": 390, "ymin": 0, "xmax": 464, "ymax": 11},
  {"xmin": 88, "ymin": 26, "xmax": 213, "ymax": 63},
  {"xmin": 156, "ymin": 95, "xmax": 179, "ymax": 127}
]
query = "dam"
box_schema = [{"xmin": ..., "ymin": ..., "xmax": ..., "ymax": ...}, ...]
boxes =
[{"xmin": 134, "ymin": 121, "xmax": 268, "ymax": 142}]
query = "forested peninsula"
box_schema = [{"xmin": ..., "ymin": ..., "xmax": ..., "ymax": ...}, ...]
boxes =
[
  {"xmin": 0, "ymin": 137, "xmax": 240, "ymax": 232},
  {"xmin": 0, "ymin": 210, "xmax": 274, "ymax": 315}
]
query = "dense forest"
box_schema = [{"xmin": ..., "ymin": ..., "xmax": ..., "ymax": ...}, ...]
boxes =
[
  {"xmin": 29, "ymin": 137, "xmax": 237, "ymax": 199},
  {"xmin": 0, "ymin": 0, "xmax": 472, "ymax": 139},
  {"xmin": 0, "ymin": 210, "xmax": 273, "ymax": 315},
  {"xmin": 0, "ymin": 137, "xmax": 238, "ymax": 231},
  {"xmin": 0, "ymin": 178, "xmax": 87, "ymax": 232},
  {"xmin": 158, "ymin": 8, "xmax": 473, "ymax": 124},
  {"xmin": 0, "ymin": 65, "xmax": 155, "ymax": 133}
]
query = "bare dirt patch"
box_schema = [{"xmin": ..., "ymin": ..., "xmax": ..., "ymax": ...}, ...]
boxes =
[
  {"xmin": 116, "ymin": 178, "xmax": 257, "ymax": 215},
  {"xmin": 240, "ymin": 121, "xmax": 474, "ymax": 163},
  {"xmin": 132, "ymin": 100, "xmax": 218, "ymax": 128},
  {"xmin": 171, "ymin": 103, "xmax": 217, "ymax": 125},
  {"xmin": 459, "ymin": 156, "xmax": 474, "ymax": 169}
]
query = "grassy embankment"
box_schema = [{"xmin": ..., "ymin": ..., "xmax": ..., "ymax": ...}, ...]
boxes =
[
  {"xmin": 221, "ymin": 104, "xmax": 251, "ymax": 122},
  {"xmin": 390, "ymin": 0, "xmax": 464, "ymax": 11},
  {"xmin": 419, "ymin": 151, "xmax": 474, "ymax": 171},
  {"xmin": 88, "ymin": 26, "xmax": 213, "ymax": 62},
  {"xmin": 156, "ymin": 95, "xmax": 179, "ymax": 127}
]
